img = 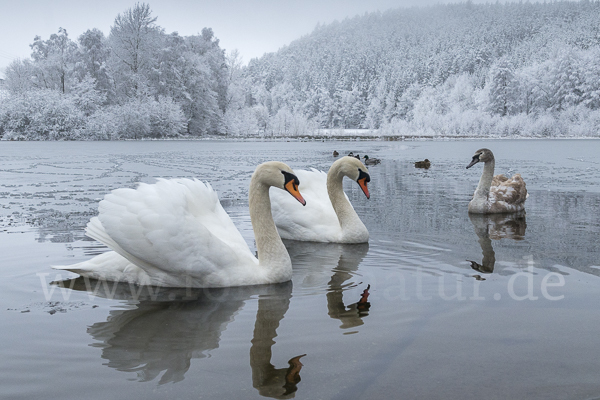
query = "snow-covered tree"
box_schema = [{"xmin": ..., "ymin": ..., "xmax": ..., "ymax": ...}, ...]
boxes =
[
  {"xmin": 486, "ymin": 58, "xmax": 517, "ymax": 116},
  {"xmin": 76, "ymin": 28, "xmax": 112, "ymax": 99},
  {"xmin": 548, "ymin": 47, "xmax": 583, "ymax": 112},
  {"xmin": 3, "ymin": 59, "xmax": 36, "ymax": 95},
  {"xmin": 108, "ymin": 3, "xmax": 163, "ymax": 100},
  {"xmin": 579, "ymin": 48, "xmax": 600, "ymax": 110},
  {"xmin": 29, "ymin": 27, "xmax": 78, "ymax": 93}
]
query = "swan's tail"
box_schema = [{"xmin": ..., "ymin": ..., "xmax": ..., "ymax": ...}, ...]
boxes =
[{"xmin": 52, "ymin": 251, "xmax": 150, "ymax": 284}]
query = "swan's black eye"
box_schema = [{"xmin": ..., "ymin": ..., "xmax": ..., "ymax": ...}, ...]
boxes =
[
  {"xmin": 281, "ymin": 170, "xmax": 299, "ymax": 187},
  {"xmin": 358, "ymin": 169, "xmax": 370, "ymax": 183}
]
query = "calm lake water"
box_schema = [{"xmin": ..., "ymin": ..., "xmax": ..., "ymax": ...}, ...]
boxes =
[{"xmin": 1, "ymin": 139, "xmax": 599, "ymax": 400}]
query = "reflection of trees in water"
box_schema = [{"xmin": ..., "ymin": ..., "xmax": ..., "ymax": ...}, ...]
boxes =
[
  {"xmin": 285, "ymin": 241, "xmax": 371, "ymax": 330},
  {"xmin": 467, "ymin": 212, "xmax": 526, "ymax": 275},
  {"xmin": 53, "ymin": 279, "xmax": 305, "ymax": 396}
]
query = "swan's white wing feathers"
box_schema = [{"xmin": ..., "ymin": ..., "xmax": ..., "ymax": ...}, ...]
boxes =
[
  {"xmin": 271, "ymin": 169, "xmax": 343, "ymax": 241},
  {"xmin": 91, "ymin": 179, "xmax": 256, "ymax": 285}
]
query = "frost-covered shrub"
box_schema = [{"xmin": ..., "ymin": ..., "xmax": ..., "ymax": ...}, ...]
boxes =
[
  {"xmin": 529, "ymin": 114, "xmax": 559, "ymax": 137},
  {"xmin": 80, "ymin": 102, "xmax": 149, "ymax": 140},
  {"xmin": 438, "ymin": 110, "xmax": 493, "ymax": 137},
  {"xmin": 580, "ymin": 109, "xmax": 600, "ymax": 137},
  {"xmin": 70, "ymin": 75, "xmax": 106, "ymax": 116},
  {"xmin": 148, "ymin": 96, "xmax": 186, "ymax": 138},
  {"xmin": 379, "ymin": 117, "xmax": 412, "ymax": 137},
  {"xmin": 223, "ymin": 106, "xmax": 259, "ymax": 136},
  {"xmin": 0, "ymin": 95, "xmax": 29, "ymax": 139},
  {"xmin": 268, "ymin": 108, "xmax": 317, "ymax": 137},
  {"xmin": 0, "ymin": 90, "xmax": 85, "ymax": 140},
  {"xmin": 493, "ymin": 114, "xmax": 525, "ymax": 137},
  {"xmin": 81, "ymin": 96, "xmax": 186, "ymax": 139},
  {"xmin": 117, "ymin": 99, "xmax": 151, "ymax": 139},
  {"xmin": 554, "ymin": 105, "xmax": 600, "ymax": 137},
  {"xmin": 81, "ymin": 106, "xmax": 120, "ymax": 140}
]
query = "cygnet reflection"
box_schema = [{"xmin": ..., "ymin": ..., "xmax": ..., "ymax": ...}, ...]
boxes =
[{"xmin": 467, "ymin": 212, "xmax": 527, "ymax": 276}]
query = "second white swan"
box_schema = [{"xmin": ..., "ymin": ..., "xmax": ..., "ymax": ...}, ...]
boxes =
[{"xmin": 271, "ymin": 156, "xmax": 370, "ymax": 243}]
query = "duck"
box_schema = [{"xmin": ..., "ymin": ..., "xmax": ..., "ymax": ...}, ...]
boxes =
[
  {"xmin": 363, "ymin": 155, "xmax": 381, "ymax": 165},
  {"xmin": 333, "ymin": 150, "xmax": 339, "ymax": 157},
  {"xmin": 414, "ymin": 159, "xmax": 431, "ymax": 169},
  {"xmin": 466, "ymin": 148, "xmax": 527, "ymax": 214},
  {"xmin": 271, "ymin": 156, "xmax": 370, "ymax": 243},
  {"xmin": 53, "ymin": 162, "xmax": 306, "ymax": 288}
]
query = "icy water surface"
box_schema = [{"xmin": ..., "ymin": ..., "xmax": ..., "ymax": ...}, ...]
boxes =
[{"xmin": 1, "ymin": 139, "xmax": 599, "ymax": 399}]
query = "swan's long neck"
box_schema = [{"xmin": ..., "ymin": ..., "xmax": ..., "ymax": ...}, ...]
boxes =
[
  {"xmin": 249, "ymin": 178, "xmax": 292, "ymax": 274},
  {"xmin": 327, "ymin": 166, "xmax": 368, "ymax": 242},
  {"xmin": 475, "ymin": 158, "xmax": 495, "ymax": 200}
]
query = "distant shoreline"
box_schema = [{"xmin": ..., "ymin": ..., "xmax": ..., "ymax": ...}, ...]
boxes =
[{"xmin": 4, "ymin": 134, "xmax": 596, "ymax": 142}]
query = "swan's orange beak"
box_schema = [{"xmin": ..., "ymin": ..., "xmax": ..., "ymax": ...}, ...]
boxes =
[
  {"xmin": 285, "ymin": 180, "xmax": 306, "ymax": 206},
  {"xmin": 358, "ymin": 177, "xmax": 370, "ymax": 199},
  {"xmin": 357, "ymin": 169, "xmax": 370, "ymax": 199}
]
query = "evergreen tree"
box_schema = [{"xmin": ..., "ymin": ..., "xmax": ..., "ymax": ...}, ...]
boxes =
[{"xmin": 486, "ymin": 58, "xmax": 516, "ymax": 116}]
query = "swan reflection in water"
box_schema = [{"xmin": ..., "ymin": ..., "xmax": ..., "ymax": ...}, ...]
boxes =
[
  {"xmin": 52, "ymin": 278, "xmax": 305, "ymax": 398},
  {"xmin": 284, "ymin": 241, "xmax": 371, "ymax": 330},
  {"xmin": 467, "ymin": 212, "xmax": 527, "ymax": 276}
]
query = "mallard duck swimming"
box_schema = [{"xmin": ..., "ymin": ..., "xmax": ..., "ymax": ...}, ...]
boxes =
[
  {"xmin": 333, "ymin": 150, "xmax": 339, "ymax": 157},
  {"xmin": 414, "ymin": 159, "xmax": 431, "ymax": 169},
  {"xmin": 363, "ymin": 155, "xmax": 381, "ymax": 165},
  {"xmin": 466, "ymin": 148, "xmax": 528, "ymax": 214}
]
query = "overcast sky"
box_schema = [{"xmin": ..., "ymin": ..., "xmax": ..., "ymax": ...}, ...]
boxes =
[{"xmin": 0, "ymin": 0, "xmax": 502, "ymax": 78}]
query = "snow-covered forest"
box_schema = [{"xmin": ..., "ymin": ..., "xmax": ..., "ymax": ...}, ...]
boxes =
[{"xmin": 2, "ymin": 1, "xmax": 600, "ymax": 140}]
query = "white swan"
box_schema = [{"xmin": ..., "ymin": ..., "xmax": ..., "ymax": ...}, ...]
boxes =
[
  {"xmin": 54, "ymin": 162, "xmax": 306, "ymax": 288},
  {"xmin": 466, "ymin": 148, "xmax": 528, "ymax": 214},
  {"xmin": 271, "ymin": 156, "xmax": 370, "ymax": 243}
]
